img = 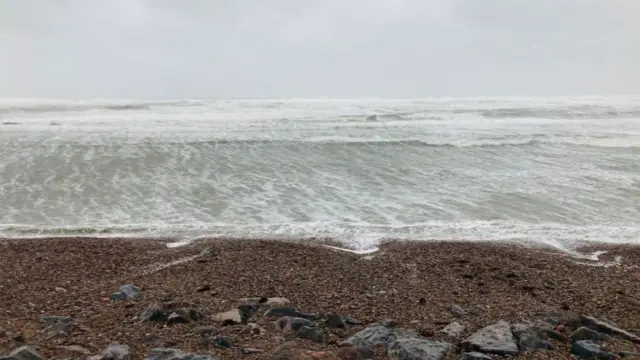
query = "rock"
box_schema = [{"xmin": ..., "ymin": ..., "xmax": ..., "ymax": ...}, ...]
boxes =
[
  {"xmin": 456, "ymin": 352, "xmax": 493, "ymax": 360},
  {"xmin": 0, "ymin": 346, "xmax": 43, "ymax": 360},
  {"xmin": 142, "ymin": 335, "xmax": 176, "ymax": 348},
  {"xmin": 242, "ymin": 347, "xmax": 263, "ymax": 355},
  {"xmin": 110, "ymin": 284, "xmax": 141, "ymax": 300},
  {"xmin": 242, "ymin": 323, "xmax": 264, "ymax": 336},
  {"xmin": 335, "ymin": 346, "xmax": 374, "ymax": 360},
  {"xmin": 343, "ymin": 325, "xmax": 394, "ymax": 347},
  {"xmin": 207, "ymin": 335, "xmax": 232, "ymax": 349},
  {"xmin": 518, "ymin": 331, "xmax": 553, "ymax": 352},
  {"xmin": 461, "ymin": 321, "xmax": 518, "ymax": 356},
  {"xmin": 571, "ymin": 340, "xmax": 613, "ymax": 360},
  {"xmin": 43, "ymin": 321, "xmax": 73, "ymax": 340},
  {"xmin": 440, "ymin": 322, "xmax": 465, "ymax": 337},
  {"xmin": 40, "ymin": 315, "xmax": 72, "ymax": 324},
  {"xmin": 275, "ymin": 317, "xmax": 314, "ymax": 333},
  {"xmin": 196, "ymin": 285, "xmax": 211, "ymax": 292},
  {"xmin": 167, "ymin": 311, "xmax": 189, "ymax": 325},
  {"xmin": 194, "ymin": 326, "xmax": 218, "ymax": 335},
  {"xmin": 95, "ymin": 345, "xmax": 131, "ymax": 360},
  {"xmin": 296, "ymin": 326, "xmax": 326, "ymax": 343},
  {"xmin": 326, "ymin": 314, "xmax": 347, "ymax": 329},
  {"xmin": 572, "ymin": 327, "xmax": 614, "ymax": 342},
  {"xmin": 450, "ymin": 304, "xmax": 468, "ymax": 317},
  {"xmin": 580, "ymin": 315, "xmax": 640, "ymax": 344},
  {"xmin": 387, "ymin": 337, "xmax": 452, "ymax": 360},
  {"xmin": 140, "ymin": 303, "xmax": 165, "ymax": 323},
  {"xmin": 144, "ymin": 348, "xmax": 216, "ymax": 360},
  {"xmin": 538, "ymin": 327, "xmax": 565, "ymax": 341},
  {"xmin": 265, "ymin": 307, "xmax": 318, "ymax": 320},
  {"xmin": 265, "ymin": 297, "xmax": 291, "ymax": 307},
  {"xmin": 212, "ymin": 308, "xmax": 242, "ymax": 325},
  {"xmin": 0, "ymin": 328, "xmax": 6, "ymax": 338}
]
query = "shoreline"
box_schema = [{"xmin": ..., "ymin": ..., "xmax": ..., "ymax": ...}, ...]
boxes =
[{"xmin": 1, "ymin": 237, "xmax": 639, "ymax": 359}]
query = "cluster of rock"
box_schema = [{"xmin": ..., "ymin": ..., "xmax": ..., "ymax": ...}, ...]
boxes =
[{"xmin": 2, "ymin": 284, "xmax": 640, "ymax": 360}]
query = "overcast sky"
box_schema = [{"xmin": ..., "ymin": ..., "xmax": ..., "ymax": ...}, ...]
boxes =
[{"xmin": 0, "ymin": 0, "xmax": 638, "ymax": 99}]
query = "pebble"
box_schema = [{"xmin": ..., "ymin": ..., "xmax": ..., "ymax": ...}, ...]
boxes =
[
  {"xmin": 242, "ymin": 347, "xmax": 263, "ymax": 355},
  {"xmin": 264, "ymin": 307, "xmax": 318, "ymax": 320},
  {"xmin": 139, "ymin": 303, "xmax": 165, "ymax": 323},
  {"xmin": 296, "ymin": 325, "xmax": 326, "ymax": 343},
  {"xmin": 207, "ymin": 335, "xmax": 232, "ymax": 349},
  {"xmin": 212, "ymin": 308, "xmax": 243, "ymax": 325},
  {"xmin": 109, "ymin": 284, "xmax": 141, "ymax": 301},
  {"xmin": 275, "ymin": 316, "xmax": 314, "ymax": 333}
]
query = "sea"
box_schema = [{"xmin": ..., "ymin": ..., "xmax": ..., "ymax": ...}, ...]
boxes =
[{"xmin": 1, "ymin": 96, "xmax": 639, "ymax": 251}]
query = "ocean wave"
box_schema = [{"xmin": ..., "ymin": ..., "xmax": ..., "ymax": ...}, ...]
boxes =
[
  {"xmin": 2, "ymin": 98, "xmax": 640, "ymax": 120},
  {"xmin": 172, "ymin": 136, "xmax": 640, "ymax": 149}
]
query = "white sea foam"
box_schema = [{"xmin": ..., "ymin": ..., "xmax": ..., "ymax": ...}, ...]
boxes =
[{"xmin": 1, "ymin": 96, "xmax": 639, "ymax": 251}]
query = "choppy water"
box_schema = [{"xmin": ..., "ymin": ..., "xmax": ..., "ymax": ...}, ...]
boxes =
[{"xmin": 1, "ymin": 96, "xmax": 639, "ymax": 249}]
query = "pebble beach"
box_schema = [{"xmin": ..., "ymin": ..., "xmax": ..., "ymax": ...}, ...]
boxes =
[{"xmin": 1, "ymin": 238, "xmax": 639, "ymax": 360}]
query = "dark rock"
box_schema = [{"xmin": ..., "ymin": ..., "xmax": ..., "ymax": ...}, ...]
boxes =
[
  {"xmin": 140, "ymin": 303, "xmax": 165, "ymax": 323},
  {"xmin": 440, "ymin": 322, "xmax": 465, "ymax": 337},
  {"xmin": 343, "ymin": 316, "xmax": 362, "ymax": 325},
  {"xmin": 242, "ymin": 348, "xmax": 263, "ymax": 355},
  {"xmin": 207, "ymin": 335, "xmax": 232, "ymax": 349},
  {"xmin": 0, "ymin": 346, "xmax": 43, "ymax": 360},
  {"xmin": 461, "ymin": 321, "xmax": 518, "ymax": 356},
  {"xmin": 167, "ymin": 312, "xmax": 189, "ymax": 325},
  {"xmin": 343, "ymin": 325, "xmax": 394, "ymax": 347},
  {"xmin": 571, "ymin": 340, "xmax": 613, "ymax": 360},
  {"xmin": 296, "ymin": 326, "xmax": 326, "ymax": 343},
  {"xmin": 144, "ymin": 348, "xmax": 216, "ymax": 360},
  {"xmin": 264, "ymin": 307, "xmax": 317, "ymax": 320},
  {"xmin": 212, "ymin": 309, "xmax": 242, "ymax": 325},
  {"xmin": 387, "ymin": 337, "xmax": 452, "ymax": 360},
  {"xmin": 275, "ymin": 317, "xmax": 314, "ymax": 333},
  {"xmin": 336, "ymin": 346, "xmax": 374, "ymax": 360},
  {"xmin": 142, "ymin": 335, "xmax": 176, "ymax": 348},
  {"xmin": 196, "ymin": 285, "xmax": 211, "ymax": 292},
  {"xmin": 0, "ymin": 328, "xmax": 6, "ymax": 338},
  {"xmin": 40, "ymin": 315, "xmax": 72, "ymax": 324},
  {"xmin": 95, "ymin": 345, "xmax": 132, "ymax": 360},
  {"xmin": 538, "ymin": 328, "xmax": 565, "ymax": 341},
  {"xmin": 456, "ymin": 352, "xmax": 493, "ymax": 360},
  {"xmin": 580, "ymin": 315, "xmax": 640, "ymax": 344},
  {"xmin": 450, "ymin": 305, "xmax": 468, "ymax": 317},
  {"xmin": 326, "ymin": 314, "xmax": 347, "ymax": 329},
  {"xmin": 572, "ymin": 327, "xmax": 614, "ymax": 342},
  {"xmin": 518, "ymin": 331, "xmax": 553, "ymax": 352},
  {"xmin": 110, "ymin": 284, "xmax": 141, "ymax": 300}
]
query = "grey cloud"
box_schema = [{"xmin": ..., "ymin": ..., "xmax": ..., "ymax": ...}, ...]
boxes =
[{"xmin": 0, "ymin": 0, "xmax": 638, "ymax": 98}]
